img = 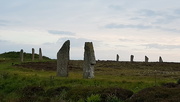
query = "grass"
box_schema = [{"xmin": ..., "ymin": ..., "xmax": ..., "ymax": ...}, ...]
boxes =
[{"xmin": 0, "ymin": 52, "xmax": 180, "ymax": 101}]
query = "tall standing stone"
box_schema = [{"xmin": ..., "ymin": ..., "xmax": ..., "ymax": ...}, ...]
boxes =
[
  {"xmin": 39, "ymin": 48, "xmax": 43, "ymax": 60},
  {"xmin": 57, "ymin": 40, "xmax": 70, "ymax": 77},
  {"xmin": 130, "ymin": 55, "xmax": 134, "ymax": 62},
  {"xmin": 145, "ymin": 56, "xmax": 149, "ymax": 62},
  {"xmin": 32, "ymin": 48, "xmax": 35, "ymax": 61},
  {"xmin": 83, "ymin": 42, "xmax": 96, "ymax": 79},
  {"xmin": 159, "ymin": 56, "xmax": 163, "ymax": 62},
  {"xmin": 20, "ymin": 49, "xmax": 24, "ymax": 62},
  {"xmin": 116, "ymin": 54, "xmax": 119, "ymax": 61}
]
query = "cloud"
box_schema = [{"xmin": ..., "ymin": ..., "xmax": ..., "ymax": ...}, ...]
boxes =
[
  {"xmin": 56, "ymin": 37, "xmax": 101, "ymax": 48},
  {"xmin": 104, "ymin": 23, "xmax": 180, "ymax": 33},
  {"xmin": 160, "ymin": 27, "xmax": 180, "ymax": 33},
  {"xmin": 119, "ymin": 38, "xmax": 133, "ymax": 42},
  {"xmin": 153, "ymin": 14, "xmax": 179, "ymax": 24},
  {"xmin": 0, "ymin": 24, "xmax": 6, "ymax": 26},
  {"xmin": 0, "ymin": 40, "xmax": 7, "ymax": 43},
  {"xmin": 108, "ymin": 5, "xmax": 123, "ymax": 11},
  {"xmin": 174, "ymin": 9, "xmax": 180, "ymax": 15},
  {"xmin": 115, "ymin": 45, "xmax": 127, "ymax": 47},
  {"xmin": 130, "ymin": 17, "xmax": 142, "ymax": 20},
  {"xmin": 48, "ymin": 30, "xmax": 75, "ymax": 35},
  {"xmin": 0, "ymin": 40, "xmax": 37, "ymax": 54},
  {"xmin": 131, "ymin": 9, "xmax": 179, "ymax": 25},
  {"xmin": 0, "ymin": 20, "xmax": 9, "ymax": 26},
  {"xmin": 143, "ymin": 43, "xmax": 180, "ymax": 49},
  {"xmin": 138, "ymin": 9, "xmax": 158, "ymax": 17},
  {"xmin": 105, "ymin": 23, "xmax": 152, "ymax": 29}
]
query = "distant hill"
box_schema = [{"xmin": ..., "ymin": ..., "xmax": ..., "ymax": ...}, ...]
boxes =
[{"xmin": 0, "ymin": 51, "xmax": 51, "ymax": 60}]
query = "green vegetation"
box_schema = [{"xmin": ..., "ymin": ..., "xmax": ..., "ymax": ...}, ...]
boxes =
[
  {"xmin": 0, "ymin": 52, "xmax": 180, "ymax": 101},
  {"xmin": 0, "ymin": 51, "xmax": 50, "ymax": 61}
]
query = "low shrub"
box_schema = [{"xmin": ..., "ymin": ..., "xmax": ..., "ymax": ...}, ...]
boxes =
[
  {"xmin": 106, "ymin": 95, "xmax": 124, "ymax": 102},
  {"xmin": 100, "ymin": 87, "xmax": 133, "ymax": 102},
  {"xmin": 19, "ymin": 86, "xmax": 50, "ymax": 102},
  {"xmin": 66, "ymin": 86, "xmax": 133, "ymax": 102},
  {"xmin": 177, "ymin": 79, "xmax": 180, "ymax": 84},
  {"xmin": 21, "ymin": 86, "xmax": 45, "ymax": 96},
  {"xmin": 46, "ymin": 86, "xmax": 70, "ymax": 97},
  {"xmin": 162, "ymin": 82, "xmax": 178, "ymax": 88},
  {"xmin": 0, "ymin": 93, "xmax": 5, "ymax": 102},
  {"xmin": 127, "ymin": 86, "xmax": 180, "ymax": 102},
  {"xmin": 66, "ymin": 86, "xmax": 102, "ymax": 101},
  {"xmin": 87, "ymin": 94, "xmax": 101, "ymax": 102}
]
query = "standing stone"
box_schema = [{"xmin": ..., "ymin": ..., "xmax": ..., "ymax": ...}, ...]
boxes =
[
  {"xmin": 39, "ymin": 48, "xmax": 43, "ymax": 60},
  {"xmin": 32, "ymin": 48, "xmax": 35, "ymax": 61},
  {"xmin": 159, "ymin": 56, "xmax": 163, "ymax": 62},
  {"xmin": 20, "ymin": 49, "xmax": 24, "ymax": 62},
  {"xmin": 116, "ymin": 54, "xmax": 119, "ymax": 61},
  {"xmin": 57, "ymin": 40, "xmax": 70, "ymax": 77},
  {"xmin": 130, "ymin": 55, "xmax": 134, "ymax": 62},
  {"xmin": 145, "ymin": 56, "xmax": 149, "ymax": 62},
  {"xmin": 83, "ymin": 42, "xmax": 96, "ymax": 79}
]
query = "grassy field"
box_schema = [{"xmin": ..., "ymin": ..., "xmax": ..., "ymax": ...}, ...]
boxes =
[{"xmin": 0, "ymin": 52, "xmax": 180, "ymax": 102}]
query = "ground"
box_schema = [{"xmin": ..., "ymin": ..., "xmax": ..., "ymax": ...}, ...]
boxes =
[{"xmin": 1, "ymin": 58, "xmax": 180, "ymax": 101}]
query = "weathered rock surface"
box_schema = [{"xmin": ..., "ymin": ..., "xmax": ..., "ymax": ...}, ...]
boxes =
[
  {"xmin": 116, "ymin": 54, "xmax": 119, "ymax": 61},
  {"xmin": 20, "ymin": 49, "xmax": 24, "ymax": 62},
  {"xmin": 32, "ymin": 48, "xmax": 35, "ymax": 61},
  {"xmin": 57, "ymin": 40, "xmax": 70, "ymax": 77},
  {"xmin": 130, "ymin": 55, "xmax": 134, "ymax": 62},
  {"xmin": 39, "ymin": 48, "xmax": 43, "ymax": 60},
  {"xmin": 159, "ymin": 56, "xmax": 163, "ymax": 62},
  {"xmin": 145, "ymin": 56, "xmax": 149, "ymax": 62},
  {"xmin": 83, "ymin": 42, "xmax": 96, "ymax": 79}
]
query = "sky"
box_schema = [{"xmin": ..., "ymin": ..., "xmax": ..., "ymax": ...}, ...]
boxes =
[{"xmin": 0, "ymin": 0, "xmax": 180, "ymax": 62}]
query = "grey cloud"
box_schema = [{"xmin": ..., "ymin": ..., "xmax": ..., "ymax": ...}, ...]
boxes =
[
  {"xmin": 143, "ymin": 43, "xmax": 180, "ymax": 49},
  {"xmin": 0, "ymin": 20, "xmax": 9, "ymax": 23},
  {"xmin": 160, "ymin": 27, "xmax": 180, "ymax": 33},
  {"xmin": 138, "ymin": 9, "xmax": 157, "ymax": 17},
  {"xmin": 153, "ymin": 14, "xmax": 179, "ymax": 24},
  {"xmin": 0, "ymin": 20, "xmax": 9, "ymax": 26},
  {"xmin": 105, "ymin": 23, "xmax": 180, "ymax": 33},
  {"xmin": 108, "ymin": 5, "xmax": 123, "ymax": 10},
  {"xmin": 56, "ymin": 37, "xmax": 101, "ymax": 48},
  {"xmin": 0, "ymin": 40, "xmax": 7, "ymax": 42},
  {"xmin": 0, "ymin": 24, "xmax": 6, "ymax": 26},
  {"xmin": 132, "ymin": 9, "xmax": 176, "ymax": 24},
  {"xmin": 0, "ymin": 19, "xmax": 22, "ymax": 26},
  {"xmin": 137, "ymin": 9, "xmax": 180, "ymax": 24},
  {"xmin": 105, "ymin": 23, "xmax": 152, "ymax": 29},
  {"xmin": 48, "ymin": 30, "xmax": 75, "ymax": 35},
  {"xmin": 174, "ymin": 9, "xmax": 180, "ymax": 15},
  {"xmin": 130, "ymin": 17, "xmax": 142, "ymax": 20}
]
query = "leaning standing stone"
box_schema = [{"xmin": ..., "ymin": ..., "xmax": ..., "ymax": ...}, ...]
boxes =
[
  {"xmin": 116, "ymin": 54, "xmax": 119, "ymax": 61},
  {"xmin": 130, "ymin": 55, "xmax": 134, "ymax": 62},
  {"xmin": 83, "ymin": 42, "xmax": 96, "ymax": 79},
  {"xmin": 57, "ymin": 40, "xmax": 70, "ymax": 77},
  {"xmin": 32, "ymin": 48, "xmax": 35, "ymax": 61},
  {"xmin": 39, "ymin": 48, "xmax": 43, "ymax": 60},
  {"xmin": 20, "ymin": 49, "xmax": 24, "ymax": 62},
  {"xmin": 145, "ymin": 56, "xmax": 149, "ymax": 62}
]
